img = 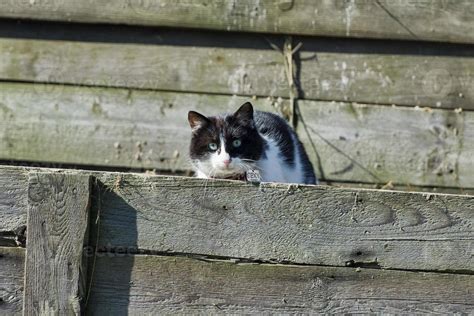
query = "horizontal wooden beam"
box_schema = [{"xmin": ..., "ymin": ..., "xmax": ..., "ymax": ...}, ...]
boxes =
[
  {"xmin": 2, "ymin": 165, "xmax": 473, "ymax": 237},
  {"xmin": 1, "ymin": 0, "xmax": 473, "ymax": 44},
  {"xmin": 0, "ymin": 166, "xmax": 473, "ymax": 272},
  {"xmin": 2, "ymin": 248, "xmax": 473, "ymax": 315},
  {"xmin": 87, "ymin": 254, "xmax": 474, "ymax": 314},
  {"xmin": 0, "ymin": 247, "xmax": 24, "ymax": 315},
  {"xmin": 297, "ymin": 101, "xmax": 474, "ymax": 188},
  {"xmin": 90, "ymin": 173, "xmax": 474, "ymax": 272},
  {"xmin": 1, "ymin": 83, "xmax": 473, "ymax": 188},
  {"xmin": 1, "ymin": 37, "xmax": 473, "ymax": 109}
]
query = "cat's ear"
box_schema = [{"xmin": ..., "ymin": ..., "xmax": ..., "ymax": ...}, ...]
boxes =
[
  {"xmin": 234, "ymin": 102, "xmax": 254, "ymax": 123},
  {"xmin": 188, "ymin": 111, "xmax": 210, "ymax": 132}
]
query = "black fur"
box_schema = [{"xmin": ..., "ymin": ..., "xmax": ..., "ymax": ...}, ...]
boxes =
[
  {"xmin": 189, "ymin": 103, "xmax": 264, "ymax": 162},
  {"xmin": 254, "ymin": 111, "xmax": 295, "ymax": 166}
]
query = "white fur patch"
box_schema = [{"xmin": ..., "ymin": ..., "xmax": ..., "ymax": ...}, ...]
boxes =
[
  {"xmin": 257, "ymin": 137, "xmax": 288, "ymax": 183},
  {"xmin": 256, "ymin": 134, "xmax": 307, "ymax": 184}
]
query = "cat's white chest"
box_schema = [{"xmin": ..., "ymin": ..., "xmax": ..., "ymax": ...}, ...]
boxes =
[{"xmin": 257, "ymin": 137, "xmax": 304, "ymax": 184}]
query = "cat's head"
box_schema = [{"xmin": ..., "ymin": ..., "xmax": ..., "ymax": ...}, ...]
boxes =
[{"xmin": 188, "ymin": 102, "xmax": 264, "ymax": 178}]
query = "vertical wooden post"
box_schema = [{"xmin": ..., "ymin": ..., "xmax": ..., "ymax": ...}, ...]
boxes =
[{"xmin": 23, "ymin": 173, "xmax": 91, "ymax": 316}]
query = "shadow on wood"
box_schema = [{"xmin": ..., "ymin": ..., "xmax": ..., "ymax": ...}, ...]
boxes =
[{"xmin": 85, "ymin": 179, "xmax": 138, "ymax": 315}]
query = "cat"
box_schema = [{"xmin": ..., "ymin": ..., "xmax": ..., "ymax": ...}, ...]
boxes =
[{"xmin": 187, "ymin": 102, "xmax": 317, "ymax": 185}]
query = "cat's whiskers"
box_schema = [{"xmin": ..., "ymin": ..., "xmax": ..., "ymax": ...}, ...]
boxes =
[
  {"xmin": 239, "ymin": 159, "xmax": 262, "ymax": 173},
  {"xmin": 240, "ymin": 158, "xmax": 257, "ymax": 163},
  {"xmin": 237, "ymin": 161, "xmax": 261, "ymax": 173}
]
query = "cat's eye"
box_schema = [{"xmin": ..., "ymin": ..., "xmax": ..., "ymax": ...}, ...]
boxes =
[
  {"xmin": 232, "ymin": 139, "xmax": 242, "ymax": 147},
  {"xmin": 208, "ymin": 143, "xmax": 218, "ymax": 151}
]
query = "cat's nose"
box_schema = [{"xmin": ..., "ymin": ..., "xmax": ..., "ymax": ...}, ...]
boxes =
[{"xmin": 223, "ymin": 159, "xmax": 231, "ymax": 167}]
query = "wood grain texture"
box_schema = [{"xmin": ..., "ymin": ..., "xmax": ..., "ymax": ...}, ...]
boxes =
[
  {"xmin": 297, "ymin": 101, "xmax": 474, "ymax": 188},
  {"xmin": 0, "ymin": 168, "xmax": 27, "ymax": 232},
  {"xmin": 1, "ymin": 82, "xmax": 473, "ymax": 188},
  {"xmin": 87, "ymin": 254, "xmax": 474, "ymax": 314},
  {"xmin": 1, "ymin": 247, "xmax": 473, "ymax": 315},
  {"xmin": 1, "ymin": 37, "xmax": 473, "ymax": 109},
  {"xmin": 92, "ymin": 173, "xmax": 474, "ymax": 272},
  {"xmin": 23, "ymin": 173, "xmax": 91, "ymax": 315},
  {"xmin": 0, "ymin": 166, "xmax": 473, "ymax": 272},
  {"xmin": 326, "ymin": 180, "xmax": 474, "ymax": 196},
  {"xmin": 0, "ymin": 164, "xmax": 472, "ymax": 244},
  {"xmin": 1, "ymin": 0, "xmax": 474, "ymax": 44},
  {"xmin": 0, "ymin": 247, "xmax": 24, "ymax": 315}
]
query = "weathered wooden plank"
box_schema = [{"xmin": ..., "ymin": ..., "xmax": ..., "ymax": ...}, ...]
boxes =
[
  {"xmin": 1, "ymin": 82, "xmax": 473, "ymax": 188},
  {"xmin": 0, "ymin": 165, "xmax": 472, "ymax": 245},
  {"xmin": 1, "ymin": 37, "xmax": 473, "ymax": 109},
  {"xmin": 1, "ymin": 0, "xmax": 474, "ymax": 44},
  {"xmin": 2, "ymin": 247, "xmax": 473, "ymax": 315},
  {"xmin": 0, "ymin": 168, "xmax": 27, "ymax": 232},
  {"xmin": 328, "ymin": 181, "xmax": 474, "ymax": 196},
  {"xmin": 0, "ymin": 247, "xmax": 24, "ymax": 315},
  {"xmin": 24, "ymin": 173, "xmax": 91, "ymax": 315},
  {"xmin": 86, "ymin": 254, "xmax": 474, "ymax": 314},
  {"xmin": 1, "ymin": 165, "xmax": 471, "ymax": 247},
  {"xmin": 0, "ymin": 166, "xmax": 473, "ymax": 271},
  {"xmin": 297, "ymin": 101, "xmax": 474, "ymax": 188},
  {"xmin": 91, "ymin": 173, "xmax": 474, "ymax": 272}
]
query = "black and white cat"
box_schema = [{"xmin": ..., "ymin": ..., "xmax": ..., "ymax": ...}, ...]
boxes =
[{"xmin": 188, "ymin": 102, "xmax": 317, "ymax": 184}]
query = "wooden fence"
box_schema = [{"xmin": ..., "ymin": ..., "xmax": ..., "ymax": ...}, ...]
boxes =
[
  {"xmin": 1, "ymin": 1, "xmax": 474, "ymax": 314},
  {"xmin": 1, "ymin": 1, "xmax": 474, "ymax": 193},
  {"xmin": 0, "ymin": 166, "xmax": 473, "ymax": 314}
]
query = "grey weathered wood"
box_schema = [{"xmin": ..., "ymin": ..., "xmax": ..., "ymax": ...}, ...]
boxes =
[
  {"xmin": 297, "ymin": 101, "xmax": 474, "ymax": 188},
  {"xmin": 0, "ymin": 166, "xmax": 473, "ymax": 271},
  {"xmin": 1, "ymin": 165, "xmax": 472, "ymax": 246},
  {"xmin": 326, "ymin": 181, "xmax": 474, "ymax": 196},
  {"xmin": 91, "ymin": 173, "xmax": 474, "ymax": 272},
  {"xmin": 2, "ymin": 247, "xmax": 473, "ymax": 315},
  {"xmin": 23, "ymin": 173, "xmax": 91, "ymax": 315},
  {"xmin": 0, "ymin": 247, "xmax": 24, "ymax": 315},
  {"xmin": 87, "ymin": 254, "xmax": 474, "ymax": 314},
  {"xmin": 1, "ymin": 82, "xmax": 473, "ymax": 188},
  {"xmin": 0, "ymin": 38, "xmax": 473, "ymax": 109},
  {"xmin": 1, "ymin": 0, "xmax": 474, "ymax": 44},
  {"xmin": 0, "ymin": 168, "xmax": 27, "ymax": 232},
  {"xmin": 0, "ymin": 166, "xmax": 27, "ymax": 247}
]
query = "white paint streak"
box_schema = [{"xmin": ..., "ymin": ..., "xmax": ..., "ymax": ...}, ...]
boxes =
[
  {"xmin": 227, "ymin": 64, "xmax": 252, "ymax": 94},
  {"xmin": 321, "ymin": 80, "xmax": 331, "ymax": 91},
  {"xmin": 345, "ymin": 0, "xmax": 355, "ymax": 36},
  {"xmin": 341, "ymin": 74, "xmax": 349, "ymax": 87}
]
